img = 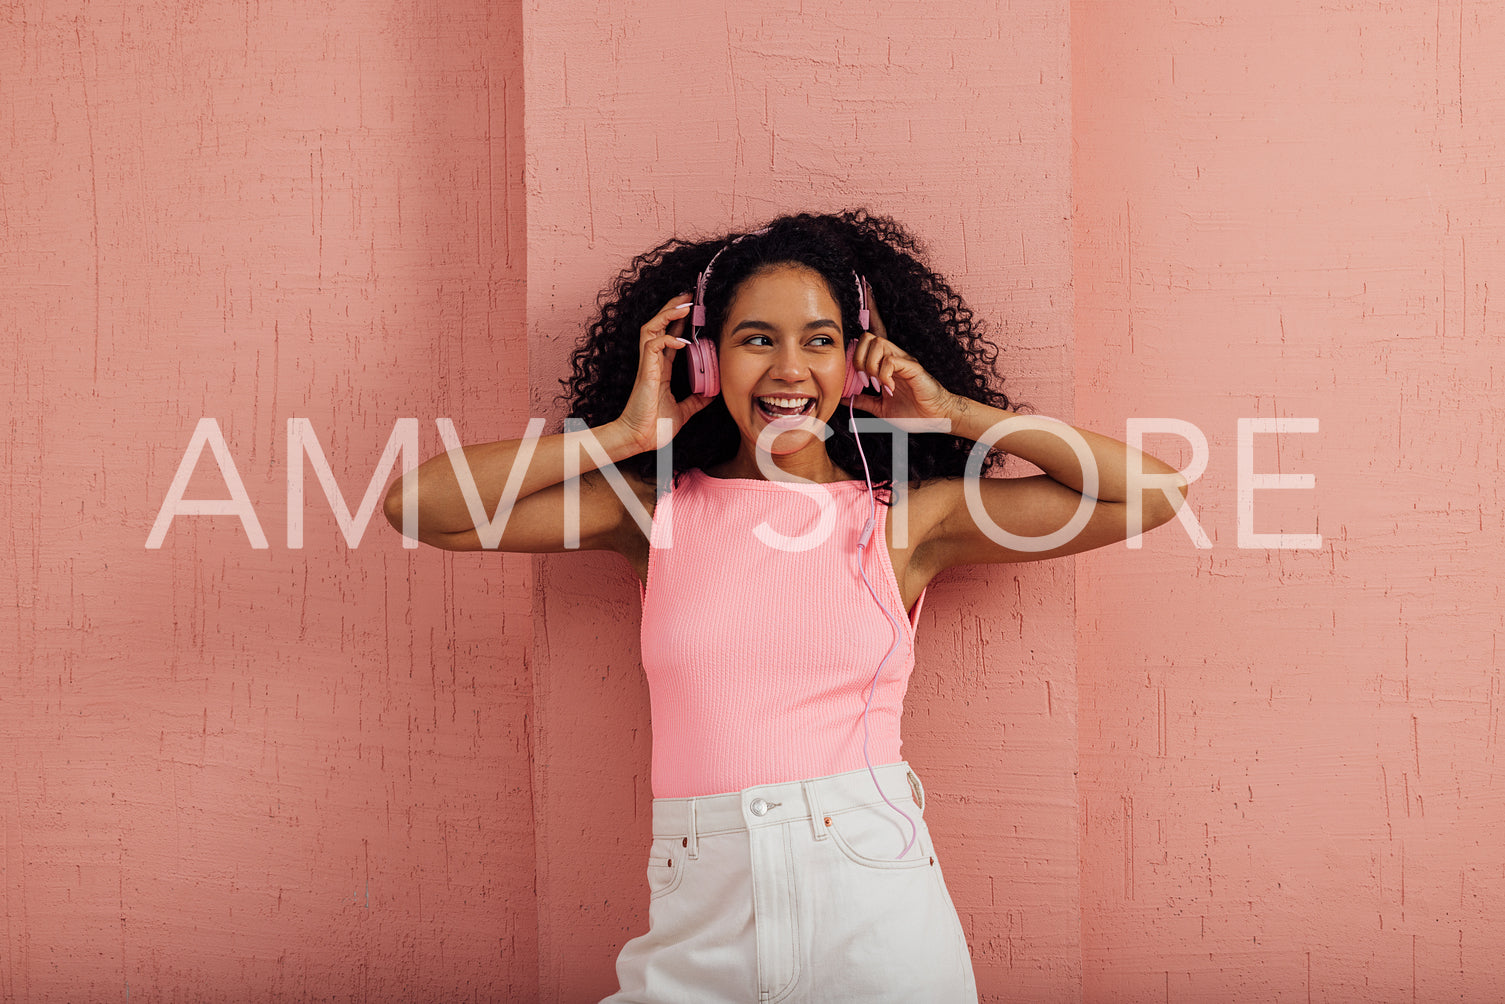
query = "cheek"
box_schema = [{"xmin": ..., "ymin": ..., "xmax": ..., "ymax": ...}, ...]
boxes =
[
  {"xmin": 717, "ymin": 353, "xmax": 755, "ymax": 389},
  {"xmin": 818, "ymin": 357, "xmax": 849, "ymax": 390}
]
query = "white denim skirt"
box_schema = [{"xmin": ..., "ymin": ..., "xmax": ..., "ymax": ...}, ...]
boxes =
[{"xmin": 602, "ymin": 762, "xmax": 978, "ymax": 1004}]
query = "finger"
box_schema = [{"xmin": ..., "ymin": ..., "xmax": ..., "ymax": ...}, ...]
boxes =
[
  {"xmin": 638, "ymin": 332, "xmax": 690, "ymax": 383},
  {"xmin": 655, "ymin": 332, "xmax": 692, "ymax": 359},
  {"xmin": 641, "ymin": 295, "xmax": 696, "ymax": 344},
  {"xmin": 851, "ymin": 330, "xmax": 879, "ymax": 374},
  {"xmin": 668, "ymin": 393, "xmax": 712, "ymax": 435},
  {"xmin": 852, "ymin": 381, "xmax": 887, "ymax": 415},
  {"xmin": 680, "ymin": 392, "xmax": 714, "ymax": 420},
  {"xmin": 860, "ymin": 337, "xmax": 896, "ymax": 386}
]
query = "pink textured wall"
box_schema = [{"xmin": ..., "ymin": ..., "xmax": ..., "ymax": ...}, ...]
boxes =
[
  {"xmin": 521, "ymin": 2, "xmax": 1077, "ymax": 1000},
  {"xmin": 8, "ymin": 0, "xmax": 1502, "ymax": 1001},
  {"xmin": 1073, "ymin": 1, "xmax": 1505, "ymax": 1001},
  {"xmin": 2, "ymin": 2, "xmax": 532, "ymax": 1000}
]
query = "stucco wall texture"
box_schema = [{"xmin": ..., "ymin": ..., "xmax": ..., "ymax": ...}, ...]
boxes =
[
  {"xmin": 3, "ymin": 2, "xmax": 1502, "ymax": 1004},
  {"xmin": 1072, "ymin": 2, "xmax": 1505, "ymax": 1001},
  {"xmin": 3, "ymin": 2, "xmax": 533, "ymax": 1001}
]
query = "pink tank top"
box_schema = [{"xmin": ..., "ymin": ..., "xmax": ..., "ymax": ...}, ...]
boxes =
[{"xmin": 637, "ymin": 469, "xmax": 926, "ymax": 798}]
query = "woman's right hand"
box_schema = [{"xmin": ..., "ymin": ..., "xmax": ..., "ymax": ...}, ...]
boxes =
[{"xmin": 614, "ymin": 293, "xmax": 714, "ymax": 453}]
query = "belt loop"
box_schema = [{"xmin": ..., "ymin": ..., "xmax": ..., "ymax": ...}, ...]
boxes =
[
  {"xmin": 801, "ymin": 780, "xmax": 828, "ymax": 841},
  {"xmin": 685, "ymin": 800, "xmax": 700, "ymax": 860},
  {"xmin": 906, "ymin": 767, "xmax": 925, "ymax": 812}
]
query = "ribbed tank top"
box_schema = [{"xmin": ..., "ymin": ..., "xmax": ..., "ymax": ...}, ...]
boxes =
[{"xmin": 637, "ymin": 468, "xmax": 927, "ymax": 798}]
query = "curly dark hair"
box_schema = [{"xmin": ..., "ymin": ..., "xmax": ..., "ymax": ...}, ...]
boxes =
[{"xmin": 557, "ymin": 209, "xmax": 1030, "ymax": 501}]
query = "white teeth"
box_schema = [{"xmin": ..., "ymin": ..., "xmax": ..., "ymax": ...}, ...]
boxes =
[{"xmin": 757, "ymin": 397, "xmax": 813, "ymax": 409}]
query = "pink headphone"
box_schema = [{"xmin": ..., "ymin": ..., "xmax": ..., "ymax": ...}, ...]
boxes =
[{"xmin": 684, "ymin": 229, "xmax": 875, "ymax": 401}]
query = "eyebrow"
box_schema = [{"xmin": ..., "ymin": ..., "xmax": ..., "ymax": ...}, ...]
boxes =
[{"xmin": 729, "ymin": 319, "xmax": 841, "ymax": 335}]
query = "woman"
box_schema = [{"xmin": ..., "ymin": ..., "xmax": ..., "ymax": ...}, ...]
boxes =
[{"xmin": 384, "ymin": 210, "xmax": 1188, "ymax": 1002}]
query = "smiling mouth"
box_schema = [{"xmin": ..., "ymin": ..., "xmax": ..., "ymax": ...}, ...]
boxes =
[{"xmin": 755, "ymin": 396, "xmax": 816, "ymax": 421}]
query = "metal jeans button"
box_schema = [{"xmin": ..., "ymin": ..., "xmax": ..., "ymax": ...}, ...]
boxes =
[{"xmin": 749, "ymin": 797, "xmax": 780, "ymax": 816}]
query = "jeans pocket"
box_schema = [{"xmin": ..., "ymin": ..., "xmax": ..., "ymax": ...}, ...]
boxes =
[
  {"xmin": 826, "ymin": 803, "xmax": 934, "ymax": 870},
  {"xmin": 645, "ymin": 835, "xmax": 688, "ymax": 900}
]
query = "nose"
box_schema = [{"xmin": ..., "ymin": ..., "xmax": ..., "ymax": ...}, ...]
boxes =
[{"xmin": 768, "ymin": 342, "xmax": 810, "ymax": 382}]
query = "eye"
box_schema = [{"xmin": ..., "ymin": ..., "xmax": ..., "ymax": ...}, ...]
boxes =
[
  {"xmin": 810, "ymin": 335, "xmax": 837, "ymax": 347},
  {"xmin": 744, "ymin": 335, "xmax": 773, "ymax": 346}
]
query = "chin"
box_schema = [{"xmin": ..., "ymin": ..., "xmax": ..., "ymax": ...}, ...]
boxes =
[{"xmin": 754, "ymin": 417, "xmax": 825, "ymax": 445}]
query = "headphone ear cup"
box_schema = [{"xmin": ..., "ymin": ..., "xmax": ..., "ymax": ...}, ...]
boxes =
[
  {"xmin": 842, "ymin": 340, "xmax": 871, "ymax": 400},
  {"xmin": 686, "ymin": 337, "xmax": 720, "ymax": 398}
]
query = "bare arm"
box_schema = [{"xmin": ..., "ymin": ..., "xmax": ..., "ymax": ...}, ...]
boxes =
[
  {"xmin": 383, "ymin": 292, "xmax": 711, "ymax": 552},
  {"xmin": 382, "ymin": 421, "xmax": 646, "ymax": 551},
  {"xmin": 923, "ymin": 402, "xmax": 1189, "ymax": 568}
]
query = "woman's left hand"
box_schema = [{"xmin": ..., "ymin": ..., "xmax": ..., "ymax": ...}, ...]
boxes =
[{"xmin": 847, "ymin": 278, "xmax": 963, "ymax": 423}]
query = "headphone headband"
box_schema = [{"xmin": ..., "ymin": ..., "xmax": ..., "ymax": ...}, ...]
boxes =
[
  {"xmin": 691, "ymin": 226, "xmax": 770, "ymax": 337},
  {"xmin": 691, "ymin": 228, "xmax": 869, "ymax": 341}
]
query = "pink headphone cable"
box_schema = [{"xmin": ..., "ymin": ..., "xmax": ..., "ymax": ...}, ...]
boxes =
[{"xmin": 846, "ymin": 394, "xmax": 921, "ymax": 861}]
